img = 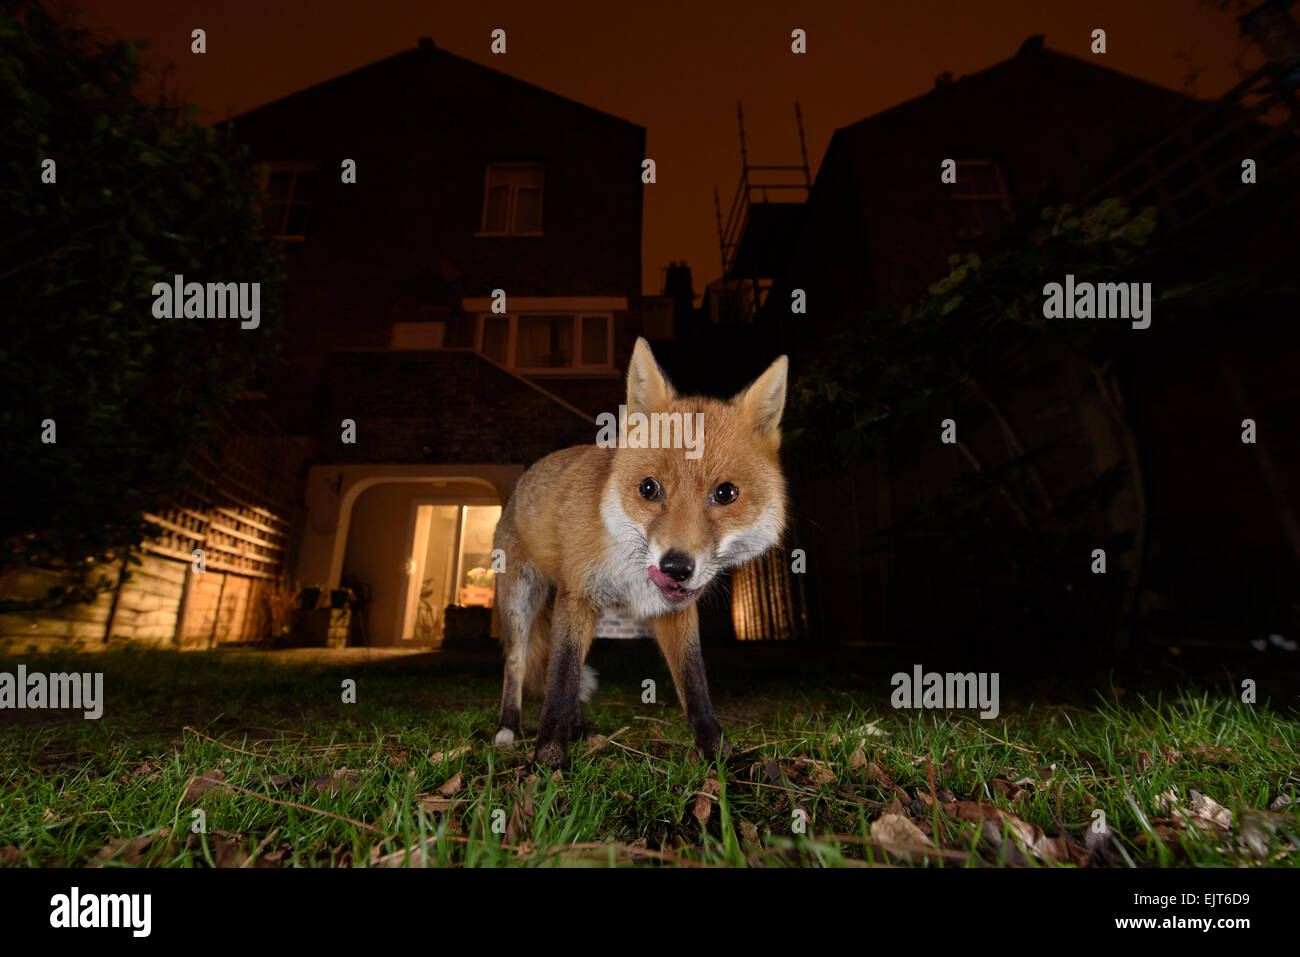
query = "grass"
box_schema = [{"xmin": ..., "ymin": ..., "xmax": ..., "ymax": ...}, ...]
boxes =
[{"xmin": 0, "ymin": 642, "xmax": 1296, "ymax": 867}]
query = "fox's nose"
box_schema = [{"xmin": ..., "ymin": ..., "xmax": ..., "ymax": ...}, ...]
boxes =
[{"xmin": 659, "ymin": 550, "xmax": 694, "ymax": 583}]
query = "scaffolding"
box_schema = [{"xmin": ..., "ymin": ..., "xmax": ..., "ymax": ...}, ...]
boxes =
[{"xmin": 713, "ymin": 102, "xmax": 812, "ymax": 324}]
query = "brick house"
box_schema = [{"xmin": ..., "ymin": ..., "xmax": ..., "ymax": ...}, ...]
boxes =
[
  {"xmin": 716, "ymin": 35, "xmax": 1300, "ymax": 652},
  {"xmin": 229, "ymin": 38, "xmax": 653, "ymax": 646}
]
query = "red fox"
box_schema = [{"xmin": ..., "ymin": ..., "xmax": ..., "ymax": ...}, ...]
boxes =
[{"xmin": 492, "ymin": 338, "xmax": 788, "ymax": 768}]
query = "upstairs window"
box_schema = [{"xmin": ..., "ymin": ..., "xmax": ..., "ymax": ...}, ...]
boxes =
[
  {"xmin": 260, "ymin": 162, "xmax": 319, "ymax": 240},
  {"xmin": 951, "ymin": 159, "xmax": 1011, "ymax": 239},
  {"xmin": 480, "ymin": 163, "xmax": 544, "ymax": 235}
]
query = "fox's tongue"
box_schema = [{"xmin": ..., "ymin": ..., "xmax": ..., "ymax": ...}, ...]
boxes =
[{"xmin": 648, "ymin": 566, "xmax": 679, "ymax": 590}]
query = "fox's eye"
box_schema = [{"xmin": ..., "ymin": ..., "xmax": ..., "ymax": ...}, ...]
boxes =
[
  {"xmin": 712, "ymin": 482, "xmax": 740, "ymax": 505},
  {"xmin": 638, "ymin": 477, "xmax": 662, "ymax": 501}
]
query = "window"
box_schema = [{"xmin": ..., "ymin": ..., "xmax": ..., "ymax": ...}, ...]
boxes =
[
  {"xmin": 481, "ymin": 316, "xmax": 509, "ymax": 364},
  {"xmin": 475, "ymin": 314, "xmax": 613, "ymax": 372},
  {"xmin": 480, "ymin": 163, "xmax": 544, "ymax": 235},
  {"xmin": 951, "ymin": 160, "xmax": 1011, "ymax": 239},
  {"xmin": 259, "ymin": 162, "xmax": 319, "ymax": 239},
  {"xmin": 516, "ymin": 315, "xmax": 573, "ymax": 368}
]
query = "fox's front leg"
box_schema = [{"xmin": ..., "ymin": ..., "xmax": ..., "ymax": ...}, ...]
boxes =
[
  {"xmin": 653, "ymin": 605, "xmax": 723, "ymax": 759},
  {"xmin": 533, "ymin": 591, "xmax": 596, "ymax": 769}
]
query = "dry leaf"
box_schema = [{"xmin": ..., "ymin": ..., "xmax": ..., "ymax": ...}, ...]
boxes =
[
  {"xmin": 505, "ymin": 803, "xmax": 526, "ymax": 843},
  {"xmin": 1187, "ymin": 744, "xmax": 1238, "ymax": 765},
  {"xmin": 309, "ymin": 769, "xmax": 363, "ymax": 795},
  {"xmin": 740, "ymin": 820, "xmax": 759, "ymax": 844},
  {"xmin": 0, "ymin": 846, "xmax": 20, "ymax": 867},
  {"xmin": 855, "ymin": 720, "xmax": 885, "ymax": 738},
  {"xmin": 428, "ymin": 744, "xmax": 471, "ymax": 764},
  {"xmin": 871, "ymin": 813, "xmax": 935, "ymax": 860},
  {"xmin": 89, "ymin": 829, "xmax": 172, "ymax": 867},
  {"xmin": 184, "ymin": 829, "xmax": 247, "ymax": 867},
  {"xmin": 1135, "ymin": 824, "xmax": 1183, "ymax": 848},
  {"xmin": 373, "ymin": 844, "xmax": 436, "ymax": 867},
  {"xmin": 182, "ymin": 769, "xmax": 227, "ymax": 804},
  {"xmin": 943, "ymin": 801, "xmax": 1088, "ymax": 865},
  {"xmin": 1154, "ymin": 788, "xmax": 1232, "ymax": 832},
  {"xmin": 437, "ymin": 772, "xmax": 463, "ymax": 797},
  {"xmin": 990, "ymin": 778, "xmax": 1023, "ymax": 801},
  {"xmin": 693, "ymin": 776, "xmax": 721, "ymax": 823},
  {"xmin": 802, "ymin": 759, "xmax": 836, "ymax": 785},
  {"xmin": 417, "ymin": 794, "xmax": 465, "ymax": 813}
]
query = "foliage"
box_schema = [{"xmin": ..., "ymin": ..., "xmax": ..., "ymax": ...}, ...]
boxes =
[
  {"xmin": 0, "ymin": 3, "xmax": 283, "ymax": 597},
  {"xmin": 785, "ymin": 195, "xmax": 1283, "ymax": 638}
]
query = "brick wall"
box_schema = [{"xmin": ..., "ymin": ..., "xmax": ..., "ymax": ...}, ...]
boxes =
[{"xmin": 324, "ymin": 350, "xmax": 598, "ymax": 464}]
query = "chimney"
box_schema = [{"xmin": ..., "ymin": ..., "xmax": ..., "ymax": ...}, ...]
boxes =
[
  {"xmin": 418, "ymin": 37, "xmax": 436, "ymax": 51},
  {"xmin": 1017, "ymin": 34, "xmax": 1045, "ymax": 56},
  {"xmin": 662, "ymin": 262, "xmax": 696, "ymax": 339}
]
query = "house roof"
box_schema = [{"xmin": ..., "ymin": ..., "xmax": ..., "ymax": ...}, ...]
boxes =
[
  {"xmin": 832, "ymin": 35, "xmax": 1201, "ymax": 145},
  {"xmin": 814, "ymin": 35, "xmax": 1206, "ymax": 194},
  {"xmin": 225, "ymin": 38, "xmax": 645, "ymax": 133}
]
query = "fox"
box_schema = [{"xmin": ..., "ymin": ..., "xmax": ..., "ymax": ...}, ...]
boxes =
[{"xmin": 491, "ymin": 337, "xmax": 789, "ymax": 768}]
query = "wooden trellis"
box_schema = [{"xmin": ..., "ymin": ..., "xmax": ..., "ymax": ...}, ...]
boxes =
[
  {"xmin": 731, "ymin": 544, "xmax": 808, "ymax": 641},
  {"xmin": 137, "ymin": 401, "xmax": 304, "ymax": 646}
]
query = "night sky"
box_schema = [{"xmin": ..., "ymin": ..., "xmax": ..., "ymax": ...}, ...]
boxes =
[{"xmin": 73, "ymin": 0, "xmax": 1258, "ymax": 299}]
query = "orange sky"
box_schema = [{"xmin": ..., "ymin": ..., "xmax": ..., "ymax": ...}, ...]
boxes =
[{"xmin": 73, "ymin": 0, "xmax": 1260, "ymax": 298}]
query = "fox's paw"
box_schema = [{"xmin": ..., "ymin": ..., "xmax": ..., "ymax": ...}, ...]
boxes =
[
  {"xmin": 691, "ymin": 716, "xmax": 726, "ymax": 761},
  {"xmin": 494, "ymin": 726, "xmax": 522, "ymax": 748},
  {"xmin": 533, "ymin": 739, "xmax": 570, "ymax": 770}
]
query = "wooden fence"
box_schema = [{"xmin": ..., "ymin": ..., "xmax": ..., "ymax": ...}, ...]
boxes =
[{"xmin": 0, "ymin": 400, "xmax": 304, "ymax": 651}]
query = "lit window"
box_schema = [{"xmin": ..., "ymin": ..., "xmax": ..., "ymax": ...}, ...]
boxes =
[
  {"xmin": 951, "ymin": 160, "xmax": 1011, "ymax": 239},
  {"xmin": 480, "ymin": 164, "xmax": 544, "ymax": 234}
]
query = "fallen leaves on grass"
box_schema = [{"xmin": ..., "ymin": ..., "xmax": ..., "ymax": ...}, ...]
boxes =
[
  {"xmin": 429, "ymin": 744, "xmax": 471, "ymax": 765},
  {"xmin": 870, "ymin": 812, "xmax": 936, "ymax": 862},
  {"xmin": 307, "ymin": 768, "xmax": 364, "ymax": 796},
  {"xmin": 692, "ymin": 776, "xmax": 722, "ymax": 825},
  {"xmin": 184, "ymin": 830, "xmax": 249, "ymax": 868},
  {"xmin": 181, "ymin": 769, "xmax": 227, "ymax": 803},
  {"xmin": 116, "ymin": 761, "xmax": 161, "ymax": 788},
  {"xmin": 416, "ymin": 794, "xmax": 466, "ymax": 813},
  {"xmin": 89, "ymin": 829, "xmax": 172, "ymax": 867},
  {"xmin": 437, "ymin": 772, "xmax": 463, "ymax": 797},
  {"xmin": 1153, "ymin": 788, "xmax": 1233, "ymax": 832},
  {"xmin": 942, "ymin": 801, "xmax": 1090, "ymax": 867},
  {"xmin": 1186, "ymin": 744, "xmax": 1239, "ymax": 766}
]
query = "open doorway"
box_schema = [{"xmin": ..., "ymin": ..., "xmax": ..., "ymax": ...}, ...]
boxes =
[{"xmin": 400, "ymin": 504, "xmax": 501, "ymax": 642}]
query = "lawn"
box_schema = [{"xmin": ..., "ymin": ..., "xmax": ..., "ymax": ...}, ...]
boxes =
[{"xmin": 0, "ymin": 642, "xmax": 1296, "ymax": 867}]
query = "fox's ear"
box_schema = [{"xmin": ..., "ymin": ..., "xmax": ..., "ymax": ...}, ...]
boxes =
[
  {"xmin": 733, "ymin": 355, "xmax": 788, "ymax": 449},
  {"xmin": 626, "ymin": 337, "xmax": 676, "ymax": 414}
]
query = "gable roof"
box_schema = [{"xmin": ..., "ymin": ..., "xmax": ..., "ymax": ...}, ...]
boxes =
[
  {"xmin": 833, "ymin": 36, "xmax": 1201, "ymax": 145},
  {"xmin": 226, "ymin": 38, "xmax": 644, "ymax": 134}
]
